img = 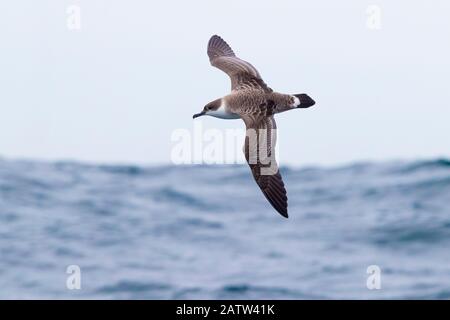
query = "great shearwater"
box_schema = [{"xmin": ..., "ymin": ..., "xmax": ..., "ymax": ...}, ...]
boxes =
[{"xmin": 193, "ymin": 35, "xmax": 315, "ymax": 218}]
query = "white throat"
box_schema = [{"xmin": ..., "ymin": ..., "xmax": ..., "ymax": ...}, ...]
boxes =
[{"xmin": 207, "ymin": 100, "xmax": 240, "ymax": 119}]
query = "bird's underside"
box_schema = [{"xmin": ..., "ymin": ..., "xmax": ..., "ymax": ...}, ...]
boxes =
[{"xmin": 207, "ymin": 35, "xmax": 289, "ymax": 217}]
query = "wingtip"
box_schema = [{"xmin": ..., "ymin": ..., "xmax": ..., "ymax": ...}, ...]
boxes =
[
  {"xmin": 273, "ymin": 204, "xmax": 288, "ymax": 218},
  {"xmin": 207, "ymin": 35, "xmax": 235, "ymax": 59},
  {"xmin": 210, "ymin": 34, "xmax": 222, "ymax": 41},
  {"xmin": 208, "ymin": 34, "xmax": 223, "ymax": 46},
  {"xmin": 279, "ymin": 210, "xmax": 289, "ymax": 219}
]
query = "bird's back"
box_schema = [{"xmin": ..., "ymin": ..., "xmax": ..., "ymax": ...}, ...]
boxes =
[{"xmin": 225, "ymin": 90, "xmax": 295, "ymax": 116}]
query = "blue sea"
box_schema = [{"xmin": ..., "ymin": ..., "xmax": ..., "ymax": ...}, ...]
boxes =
[{"xmin": 0, "ymin": 157, "xmax": 449, "ymax": 299}]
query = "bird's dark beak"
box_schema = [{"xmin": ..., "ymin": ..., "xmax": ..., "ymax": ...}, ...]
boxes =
[{"xmin": 193, "ymin": 111, "xmax": 205, "ymax": 119}]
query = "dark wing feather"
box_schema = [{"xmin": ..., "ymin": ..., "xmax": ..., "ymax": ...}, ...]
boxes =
[
  {"xmin": 207, "ymin": 35, "xmax": 272, "ymax": 93},
  {"xmin": 241, "ymin": 111, "xmax": 288, "ymax": 218}
]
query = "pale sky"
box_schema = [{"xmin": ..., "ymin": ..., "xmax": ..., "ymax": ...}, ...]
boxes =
[{"xmin": 0, "ymin": 0, "xmax": 449, "ymax": 166}]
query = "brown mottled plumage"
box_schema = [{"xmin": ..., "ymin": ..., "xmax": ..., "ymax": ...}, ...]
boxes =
[{"xmin": 193, "ymin": 35, "xmax": 316, "ymax": 218}]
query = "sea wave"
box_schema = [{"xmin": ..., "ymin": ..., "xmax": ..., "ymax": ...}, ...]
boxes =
[{"xmin": 0, "ymin": 157, "xmax": 449, "ymax": 299}]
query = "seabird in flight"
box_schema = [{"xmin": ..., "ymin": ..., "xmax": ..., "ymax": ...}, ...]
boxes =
[{"xmin": 193, "ymin": 35, "xmax": 315, "ymax": 218}]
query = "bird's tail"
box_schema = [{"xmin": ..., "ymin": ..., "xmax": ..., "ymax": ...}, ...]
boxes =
[{"xmin": 294, "ymin": 94, "xmax": 315, "ymax": 108}]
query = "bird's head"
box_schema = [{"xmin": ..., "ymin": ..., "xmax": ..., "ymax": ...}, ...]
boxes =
[{"xmin": 193, "ymin": 99, "xmax": 221, "ymax": 119}]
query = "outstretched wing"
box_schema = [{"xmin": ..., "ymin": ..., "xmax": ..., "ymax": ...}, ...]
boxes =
[
  {"xmin": 207, "ymin": 35, "xmax": 272, "ymax": 93},
  {"xmin": 241, "ymin": 109, "xmax": 288, "ymax": 218}
]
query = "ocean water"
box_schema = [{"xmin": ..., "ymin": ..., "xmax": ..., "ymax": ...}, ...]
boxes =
[{"xmin": 0, "ymin": 158, "xmax": 449, "ymax": 299}]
